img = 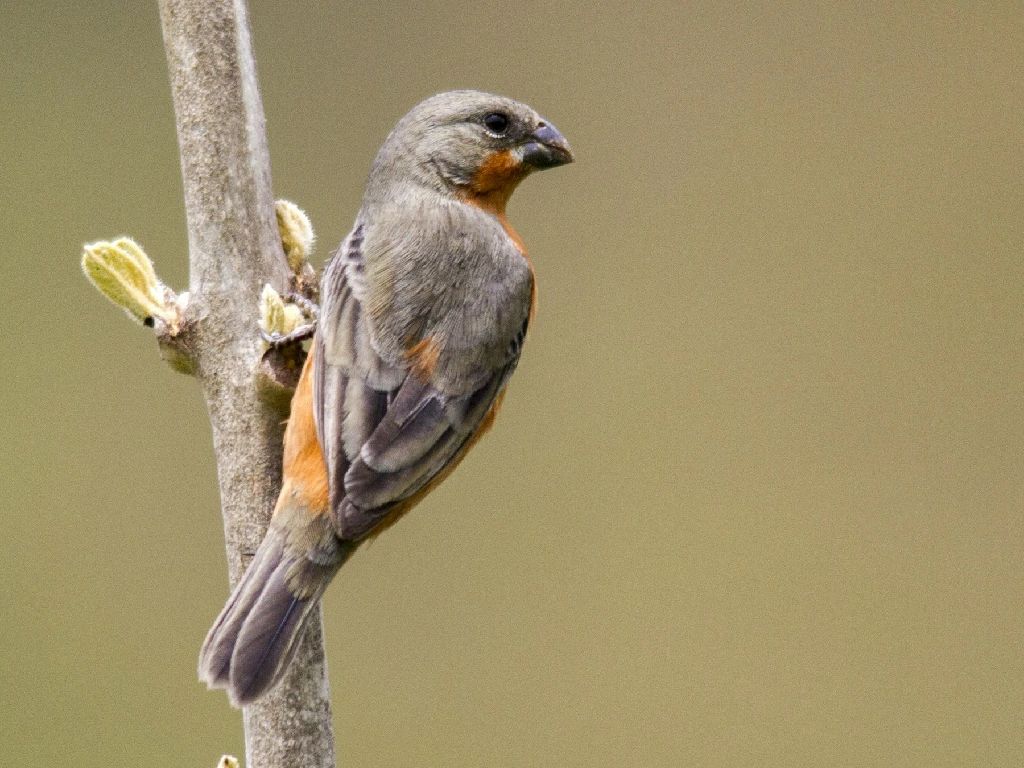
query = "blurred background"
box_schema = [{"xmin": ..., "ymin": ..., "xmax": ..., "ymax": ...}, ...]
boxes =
[{"xmin": 2, "ymin": 1, "xmax": 1022, "ymax": 765}]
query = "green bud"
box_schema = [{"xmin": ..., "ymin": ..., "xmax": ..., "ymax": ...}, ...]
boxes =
[
  {"xmin": 275, "ymin": 199, "xmax": 315, "ymax": 274},
  {"xmin": 259, "ymin": 283, "xmax": 288, "ymax": 336},
  {"xmin": 81, "ymin": 238, "xmax": 176, "ymax": 326},
  {"xmin": 282, "ymin": 303, "xmax": 304, "ymax": 334}
]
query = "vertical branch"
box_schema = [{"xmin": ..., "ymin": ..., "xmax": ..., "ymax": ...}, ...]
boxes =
[{"xmin": 157, "ymin": 1, "xmax": 336, "ymax": 766}]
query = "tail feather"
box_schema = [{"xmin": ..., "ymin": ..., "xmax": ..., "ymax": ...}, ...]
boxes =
[
  {"xmin": 198, "ymin": 531, "xmax": 287, "ymax": 689},
  {"xmin": 198, "ymin": 512, "xmax": 353, "ymax": 706},
  {"xmin": 227, "ymin": 564, "xmax": 321, "ymax": 705}
]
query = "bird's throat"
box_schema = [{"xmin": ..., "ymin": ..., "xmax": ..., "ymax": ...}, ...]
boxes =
[{"xmin": 461, "ymin": 150, "xmax": 529, "ymax": 217}]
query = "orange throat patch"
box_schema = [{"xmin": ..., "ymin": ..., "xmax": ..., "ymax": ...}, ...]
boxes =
[
  {"xmin": 460, "ymin": 149, "xmax": 530, "ymax": 254},
  {"xmin": 461, "ymin": 150, "xmax": 529, "ymax": 218},
  {"xmin": 459, "ymin": 149, "xmax": 537, "ymax": 325}
]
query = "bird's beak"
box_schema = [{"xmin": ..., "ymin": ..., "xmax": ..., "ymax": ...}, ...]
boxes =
[{"xmin": 521, "ymin": 121, "xmax": 574, "ymax": 169}]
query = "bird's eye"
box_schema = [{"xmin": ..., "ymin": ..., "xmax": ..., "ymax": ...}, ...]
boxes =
[{"xmin": 483, "ymin": 112, "xmax": 510, "ymax": 135}]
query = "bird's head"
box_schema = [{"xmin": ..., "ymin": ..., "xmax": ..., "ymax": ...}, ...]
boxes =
[{"xmin": 368, "ymin": 90, "xmax": 574, "ymax": 214}]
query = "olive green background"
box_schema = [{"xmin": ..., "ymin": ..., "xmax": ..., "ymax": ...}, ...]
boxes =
[{"xmin": 2, "ymin": 1, "xmax": 1021, "ymax": 765}]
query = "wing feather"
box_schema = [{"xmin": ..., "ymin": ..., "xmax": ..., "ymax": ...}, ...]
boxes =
[{"xmin": 314, "ymin": 225, "xmax": 527, "ymax": 542}]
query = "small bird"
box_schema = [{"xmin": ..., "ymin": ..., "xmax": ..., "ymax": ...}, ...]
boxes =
[{"xmin": 198, "ymin": 90, "xmax": 573, "ymax": 706}]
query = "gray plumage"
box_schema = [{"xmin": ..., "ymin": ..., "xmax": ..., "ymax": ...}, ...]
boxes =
[{"xmin": 198, "ymin": 90, "xmax": 572, "ymax": 706}]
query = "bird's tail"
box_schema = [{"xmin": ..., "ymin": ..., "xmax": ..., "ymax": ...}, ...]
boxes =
[{"xmin": 198, "ymin": 503, "xmax": 355, "ymax": 706}]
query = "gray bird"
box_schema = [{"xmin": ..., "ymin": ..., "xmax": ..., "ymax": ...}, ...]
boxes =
[{"xmin": 199, "ymin": 90, "xmax": 573, "ymax": 706}]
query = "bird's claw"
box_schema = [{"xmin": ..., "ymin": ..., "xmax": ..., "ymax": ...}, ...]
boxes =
[
  {"xmin": 260, "ymin": 291, "xmax": 320, "ymax": 348},
  {"xmin": 260, "ymin": 322, "xmax": 317, "ymax": 348},
  {"xmin": 283, "ymin": 291, "xmax": 320, "ymax": 321}
]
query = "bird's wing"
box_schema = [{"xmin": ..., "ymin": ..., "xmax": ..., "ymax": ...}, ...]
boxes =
[{"xmin": 313, "ymin": 228, "xmax": 525, "ymax": 541}]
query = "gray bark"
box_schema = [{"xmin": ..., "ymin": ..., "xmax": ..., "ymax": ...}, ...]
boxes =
[{"xmin": 157, "ymin": 1, "xmax": 336, "ymax": 766}]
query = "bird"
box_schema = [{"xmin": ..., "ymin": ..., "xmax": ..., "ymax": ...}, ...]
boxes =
[{"xmin": 198, "ymin": 90, "xmax": 573, "ymax": 706}]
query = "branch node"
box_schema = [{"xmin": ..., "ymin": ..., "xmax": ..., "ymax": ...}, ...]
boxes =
[
  {"xmin": 256, "ymin": 343, "xmax": 306, "ymax": 410},
  {"xmin": 82, "ymin": 238, "xmax": 198, "ymax": 374},
  {"xmin": 157, "ymin": 317, "xmax": 198, "ymax": 376},
  {"xmin": 256, "ymin": 284, "xmax": 317, "ymax": 404}
]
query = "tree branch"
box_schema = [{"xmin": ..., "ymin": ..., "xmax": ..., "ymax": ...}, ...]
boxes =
[{"xmin": 157, "ymin": 1, "xmax": 336, "ymax": 765}]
